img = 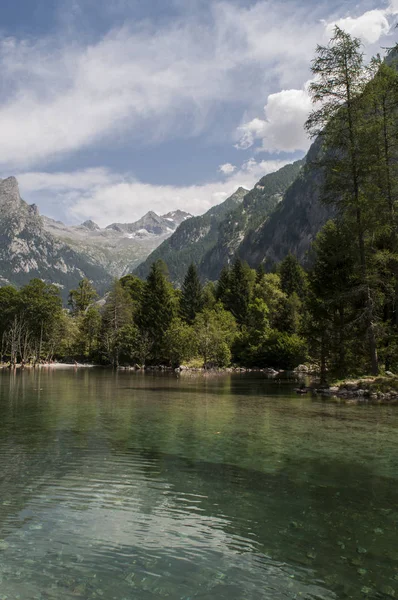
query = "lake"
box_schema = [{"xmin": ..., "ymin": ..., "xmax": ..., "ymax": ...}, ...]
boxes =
[{"xmin": 0, "ymin": 369, "xmax": 397, "ymax": 599}]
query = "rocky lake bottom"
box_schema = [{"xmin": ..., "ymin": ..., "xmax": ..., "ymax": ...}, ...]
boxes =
[{"xmin": 0, "ymin": 369, "xmax": 397, "ymax": 599}]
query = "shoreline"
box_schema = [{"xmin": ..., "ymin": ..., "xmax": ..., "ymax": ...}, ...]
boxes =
[
  {"xmin": 0, "ymin": 362, "xmax": 98, "ymax": 369},
  {"xmin": 313, "ymin": 375, "xmax": 398, "ymax": 404}
]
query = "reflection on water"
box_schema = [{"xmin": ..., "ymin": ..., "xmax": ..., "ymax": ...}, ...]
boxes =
[{"xmin": 0, "ymin": 369, "xmax": 397, "ymax": 599}]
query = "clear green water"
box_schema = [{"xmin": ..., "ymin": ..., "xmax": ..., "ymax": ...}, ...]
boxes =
[{"xmin": 0, "ymin": 370, "xmax": 397, "ymax": 600}]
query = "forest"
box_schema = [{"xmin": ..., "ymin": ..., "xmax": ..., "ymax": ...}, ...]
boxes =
[{"xmin": 1, "ymin": 28, "xmax": 398, "ymax": 381}]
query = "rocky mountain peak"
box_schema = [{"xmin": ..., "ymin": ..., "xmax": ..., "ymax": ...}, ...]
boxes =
[
  {"xmin": 162, "ymin": 210, "xmax": 192, "ymax": 225},
  {"xmin": 81, "ymin": 219, "xmax": 100, "ymax": 231},
  {"xmin": 0, "ymin": 176, "xmax": 21, "ymax": 205}
]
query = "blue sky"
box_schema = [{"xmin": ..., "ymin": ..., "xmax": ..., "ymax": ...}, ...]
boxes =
[{"xmin": 0, "ymin": 0, "xmax": 397, "ymax": 225}]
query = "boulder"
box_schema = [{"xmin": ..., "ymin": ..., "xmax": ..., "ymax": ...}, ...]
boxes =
[{"xmin": 294, "ymin": 364, "xmax": 309, "ymax": 373}]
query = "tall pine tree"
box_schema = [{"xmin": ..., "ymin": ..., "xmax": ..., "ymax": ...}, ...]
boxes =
[
  {"xmin": 139, "ymin": 260, "xmax": 176, "ymax": 362},
  {"xmin": 180, "ymin": 264, "xmax": 203, "ymax": 324},
  {"xmin": 305, "ymin": 26, "xmax": 379, "ymax": 374}
]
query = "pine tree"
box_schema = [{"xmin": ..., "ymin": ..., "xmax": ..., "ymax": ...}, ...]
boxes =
[
  {"xmin": 139, "ymin": 260, "xmax": 176, "ymax": 362},
  {"xmin": 363, "ymin": 59, "xmax": 398, "ymax": 356},
  {"xmin": 216, "ymin": 266, "xmax": 231, "ymax": 305},
  {"xmin": 306, "ymin": 220, "xmax": 357, "ymax": 379},
  {"xmin": 255, "ymin": 263, "xmax": 265, "ymax": 284},
  {"xmin": 180, "ymin": 264, "xmax": 203, "ymax": 324},
  {"xmin": 228, "ymin": 259, "xmax": 252, "ymax": 325},
  {"xmin": 278, "ymin": 254, "xmax": 307, "ymax": 299},
  {"xmin": 305, "ymin": 26, "xmax": 379, "ymax": 374}
]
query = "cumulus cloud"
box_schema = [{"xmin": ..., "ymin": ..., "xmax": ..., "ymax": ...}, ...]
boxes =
[
  {"xmin": 18, "ymin": 159, "xmax": 290, "ymax": 226},
  {"xmin": 236, "ymin": 88, "xmax": 312, "ymax": 153},
  {"xmin": 218, "ymin": 163, "xmax": 237, "ymax": 175},
  {"xmin": 326, "ymin": 10, "xmax": 391, "ymax": 44}
]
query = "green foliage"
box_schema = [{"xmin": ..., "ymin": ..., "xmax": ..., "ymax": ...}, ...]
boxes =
[
  {"xmin": 279, "ymin": 254, "xmax": 307, "ymax": 299},
  {"xmin": 258, "ymin": 331, "xmax": 308, "ymax": 370},
  {"xmin": 193, "ymin": 304, "xmax": 237, "ymax": 367},
  {"xmin": 202, "ymin": 282, "xmax": 216, "ymax": 310},
  {"xmin": 68, "ymin": 278, "xmax": 98, "ymax": 314},
  {"xmin": 180, "ymin": 264, "xmax": 203, "ymax": 324},
  {"xmin": 120, "ymin": 274, "xmax": 145, "ymax": 311},
  {"xmin": 101, "ymin": 279, "xmax": 133, "ymax": 366},
  {"xmin": 138, "ymin": 260, "xmax": 177, "ymax": 362},
  {"xmin": 164, "ymin": 318, "xmax": 196, "ymax": 367},
  {"xmin": 305, "ymin": 26, "xmax": 379, "ymax": 374}
]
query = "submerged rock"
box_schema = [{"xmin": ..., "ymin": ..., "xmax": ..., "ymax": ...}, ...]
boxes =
[{"xmin": 380, "ymin": 585, "xmax": 396, "ymax": 598}]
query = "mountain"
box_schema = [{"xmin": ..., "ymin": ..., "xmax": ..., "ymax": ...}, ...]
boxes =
[
  {"xmin": 199, "ymin": 160, "xmax": 305, "ymax": 281},
  {"xmin": 135, "ymin": 160, "xmax": 304, "ymax": 284},
  {"xmin": 134, "ymin": 187, "xmax": 249, "ymax": 284},
  {"xmin": 42, "ymin": 209, "xmax": 192, "ymax": 279},
  {"xmin": 0, "ymin": 177, "xmax": 111, "ymax": 297},
  {"xmin": 238, "ymin": 140, "xmax": 332, "ymax": 268},
  {"xmin": 0, "ymin": 176, "xmax": 191, "ymax": 298},
  {"xmin": 106, "ymin": 209, "xmax": 190, "ymax": 235}
]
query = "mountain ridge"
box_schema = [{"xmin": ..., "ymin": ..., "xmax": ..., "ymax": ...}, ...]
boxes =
[{"xmin": 134, "ymin": 161, "xmax": 305, "ymax": 284}]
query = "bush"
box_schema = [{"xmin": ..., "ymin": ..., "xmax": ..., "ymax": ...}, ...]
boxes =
[{"xmin": 237, "ymin": 329, "xmax": 308, "ymax": 370}]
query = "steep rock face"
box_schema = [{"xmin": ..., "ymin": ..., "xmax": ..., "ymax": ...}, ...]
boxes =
[
  {"xmin": 238, "ymin": 141, "xmax": 333, "ymax": 268},
  {"xmin": 0, "ymin": 177, "xmax": 111, "ymax": 297},
  {"xmin": 134, "ymin": 187, "xmax": 249, "ymax": 284},
  {"xmin": 199, "ymin": 160, "xmax": 304, "ymax": 280}
]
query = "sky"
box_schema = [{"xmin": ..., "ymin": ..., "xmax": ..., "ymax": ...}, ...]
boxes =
[{"xmin": 0, "ymin": 0, "xmax": 397, "ymax": 226}]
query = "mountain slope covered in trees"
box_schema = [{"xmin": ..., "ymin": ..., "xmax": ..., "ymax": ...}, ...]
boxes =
[
  {"xmin": 199, "ymin": 160, "xmax": 305, "ymax": 280},
  {"xmin": 136, "ymin": 161, "xmax": 304, "ymax": 284},
  {"xmin": 238, "ymin": 141, "xmax": 333, "ymax": 268},
  {"xmin": 134, "ymin": 187, "xmax": 249, "ymax": 283}
]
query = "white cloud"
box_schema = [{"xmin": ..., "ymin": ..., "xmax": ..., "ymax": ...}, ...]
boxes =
[
  {"xmin": 218, "ymin": 163, "xmax": 237, "ymax": 175},
  {"xmin": 387, "ymin": 0, "xmax": 398, "ymax": 14},
  {"xmin": 326, "ymin": 9, "xmax": 391, "ymax": 44},
  {"xmin": 18, "ymin": 159, "xmax": 291, "ymax": 226},
  {"xmin": 18, "ymin": 168, "xmax": 119, "ymax": 192},
  {"xmin": 0, "ymin": 2, "xmax": 333, "ymax": 170},
  {"xmin": 236, "ymin": 88, "xmax": 313, "ymax": 153}
]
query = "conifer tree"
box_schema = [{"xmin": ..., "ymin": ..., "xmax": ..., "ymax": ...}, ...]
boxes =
[
  {"xmin": 305, "ymin": 26, "xmax": 379, "ymax": 374},
  {"xmin": 306, "ymin": 220, "xmax": 357, "ymax": 379},
  {"xmin": 228, "ymin": 259, "xmax": 252, "ymax": 325},
  {"xmin": 216, "ymin": 266, "xmax": 231, "ymax": 305},
  {"xmin": 139, "ymin": 260, "xmax": 176, "ymax": 362},
  {"xmin": 278, "ymin": 254, "xmax": 307, "ymax": 299},
  {"xmin": 180, "ymin": 264, "xmax": 203, "ymax": 324},
  {"xmin": 255, "ymin": 263, "xmax": 265, "ymax": 284}
]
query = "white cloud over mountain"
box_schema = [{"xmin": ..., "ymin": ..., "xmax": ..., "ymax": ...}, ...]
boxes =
[{"xmin": 18, "ymin": 159, "xmax": 289, "ymax": 226}]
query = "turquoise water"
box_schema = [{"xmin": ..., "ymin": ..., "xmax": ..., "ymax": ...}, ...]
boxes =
[{"xmin": 0, "ymin": 369, "xmax": 397, "ymax": 599}]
